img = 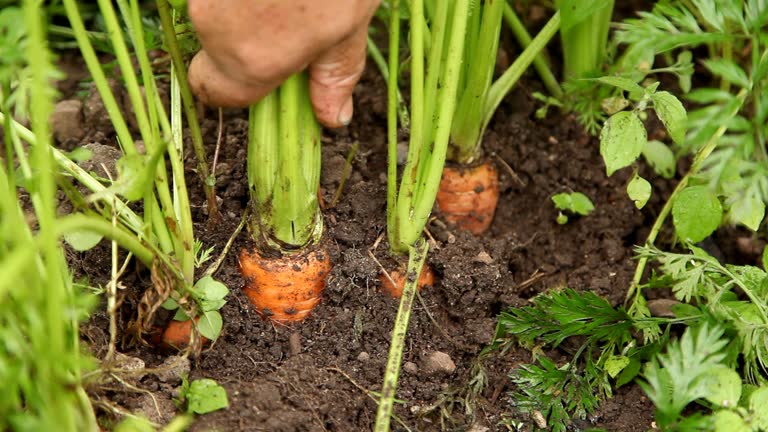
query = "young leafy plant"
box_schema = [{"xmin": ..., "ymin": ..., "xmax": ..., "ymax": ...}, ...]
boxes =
[
  {"xmin": 178, "ymin": 377, "xmax": 229, "ymax": 415},
  {"xmin": 551, "ymin": 192, "xmax": 594, "ymax": 224}
]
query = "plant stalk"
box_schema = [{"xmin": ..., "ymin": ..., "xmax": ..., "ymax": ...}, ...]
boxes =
[{"xmin": 374, "ymin": 239, "xmax": 428, "ymax": 431}]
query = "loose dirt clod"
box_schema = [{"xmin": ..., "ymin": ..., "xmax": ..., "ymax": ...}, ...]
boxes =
[
  {"xmin": 422, "ymin": 351, "xmax": 456, "ymax": 375},
  {"xmin": 155, "ymin": 355, "xmax": 190, "ymax": 384},
  {"xmin": 356, "ymin": 351, "xmax": 371, "ymax": 362},
  {"xmin": 51, "ymin": 99, "xmax": 84, "ymax": 144},
  {"xmin": 403, "ymin": 361, "xmax": 419, "ymax": 375}
]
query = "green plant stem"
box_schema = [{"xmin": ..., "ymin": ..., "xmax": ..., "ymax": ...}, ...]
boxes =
[
  {"xmin": 502, "ymin": 2, "xmax": 562, "ymax": 99},
  {"xmin": 396, "ymin": 1, "xmax": 470, "ymax": 251},
  {"xmin": 374, "ymin": 239, "xmax": 428, "ymax": 431},
  {"xmin": 367, "ymin": 35, "xmax": 409, "ymax": 129},
  {"xmin": 483, "ymin": 11, "xmax": 560, "ymax": 142},
  {"xmin": 157, "ymin": 0, "xmax": 220, "ymax": 221},
  {"xmin": 55, "ymin": 214, "xmax": 155, "ymax": 266},
  {"xmin": 627, "ymin": 88, "xmax": 749, "ymax": 310},
  {"xmin": 386, "ymin": 0, "xmax": 401, "ymax": 253},
  {"xmin": 61, "ymin": 0, "xmax": 137, "ymax": 155}
]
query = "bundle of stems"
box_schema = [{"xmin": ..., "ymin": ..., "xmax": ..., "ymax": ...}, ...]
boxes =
[
  {"xmin": 44, "ymin": 0, "xmax": 227, "ymax": 345},
  {"xmin": 239, "ymin": 72, "xmax": 330, "ymax": 323},
  {"xmin": 376, "ymin": 0, "xmax": 469, "ymax": 429},
  {"xmin": 439, "ymin": 1, "xmax": 561, "ymax": 234},
  {"xmin": 0, "ymin": 2, "xmax": 97, "ymax": 428}
]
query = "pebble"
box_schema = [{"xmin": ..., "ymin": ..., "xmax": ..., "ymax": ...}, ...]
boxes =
[
  {"xmin": 356, "ymin": 351, "xmax": 371, "ymax": 362},
  {"xmin": 289, "ymin": 332, "xmax": 302, "ymax": 356},
  {"xmin": 403, "ymin": 361, "xmax": 418, "ymax": 375},
  {"xmin": 473, "ymin": 251, "xmax": 494, "ymax": 264},
  {"xmin": 50, "ymin": 99, "xmax": 84, "ymax": 143},
  {"xmin": 421, "ymin": 351, "xmax": 456, "ymax": 375}
]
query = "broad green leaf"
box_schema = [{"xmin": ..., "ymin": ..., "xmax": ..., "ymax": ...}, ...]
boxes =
[
  {"xmin": 168, "ymin": 0, "xmax": 187, "ymax": 10},
  {"xmin": 200, "ymin": 299, "xmax": 227, "ymax": 312},
  {"xmin": 65, "ymin": 147, "xmax": 93, "ymax": 162},
  {"xmin": 161, "ymin": 298, "xmax": 179, "ymax": 310},
  {"xmin": 703, "ymin": 366, "xmax": 742, "ymax": 408},
  {"xmin": 749, "ymin": 387, "xmax": 768, "ymax": 429},
  {"xmin": 551, "ymin": 192, "xmax": 595, "ymax": 216},
  {"xmin": 605, "ymin": 355, "xmax": 630, "ymax": 378},
  {"xmin": 114, "ymin": 416, "xmax": 154, "ymax": 432},
  {"xmin": 672, "ymin": 186, "xmax": 723, "ymax": 243},
  {"xmin": 185, "ymin": 379, "xmax": 229, "ymax": 414},
  {"xmin": 627, "ymin": 174, "xmax": 651, "ymax": 209},
  {"xmin": 704, "ymin": 59, "xmax": 750, "ymax": 89},
  {"xmin": 597, "ymin": 76, "xmax": 644, "ymax": 95},
  {"xmin": 616, "ymin": 357, "xmax": 642, "ymax": 388},
  {"xmin": 87, "ymin": 141, "xmax": 167, "ymax": 202},
  {"xmin": 728, "ymin": 195, "xmax": 765, "ymax": 232},
  {"xmin": 556, "ymin": 213, "xmax": 569, "ymax": 225},
  {"xmin": 712, "ymin": 410, "xmax": 749, "ymax": 432},
  {"xmin": 63, "ymin": 230, "xmax": 103, "ymax": 252},
  {"xmin": 600, "ymin": 111, "xmax": 647, "ymax": 176},
  {"xmin": 194, "ymin": 276, "xmax": 229, "ymax": 301},
  {"xmin": 651, "ymin": 91, "xmax": 687, "ymax": 145},
  {"xmin": 601, "ymin": 96, "xmax": 630, "ymax": 115},
  {"xmin": 173, "ymin": 309, "xmax": 189, "ymax": 321},
  {"xmin": 198, "ymin": 310, "xmax": 223, "ymax": 340},
  {"xmin": 763, "ymin": 246, "xmax": 768, "ymax": 272},
  {"xmin": 685, "ymin": 88, "xmax": 735, "ymax": 104},
  {"xmin": 642, "ymin": 140, "xmax": 676, "ymax": 179}
]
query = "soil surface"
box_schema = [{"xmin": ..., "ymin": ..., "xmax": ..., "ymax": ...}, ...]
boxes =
[{"xmin": 52, "ymin": 48, "xmax": 689, "ymax": 432}]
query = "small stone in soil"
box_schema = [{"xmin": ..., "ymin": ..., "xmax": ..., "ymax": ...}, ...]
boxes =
[
  {"xmin": 403, "ymin": 362, "xmax": 418, "ymax": 375},
  {"xmin": 289, "ymin": 332, "xmax": 301, "ymax": 356},
  {"xmin": 155, "ymin": 355, "xmax": 190, "ymax": 384},
  {"xmin": 51, "ymin": 99, "xmax": 84, "ymax": 143},
  {"xmin": 356, "ymin": 351, "xmax": 371, "ymax": 362},
  {"xmin": 421, "ymin": 351, "xmax": 456, "ymax": 376},
  {"xmin": 111, "ymin": 352, "xmax": 146, "ymax": 379},
  {"xmin": 136, "ymin": 393, "xmax": 176, "ymax": 425},
  {"xmin": 473, "ymin": 251, "xmax": 494, "ymax": 264}
]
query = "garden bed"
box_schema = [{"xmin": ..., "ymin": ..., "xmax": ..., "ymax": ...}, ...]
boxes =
[{"xmin": 59, "ymin": 61, "xmax": 684, "ymax": 431}]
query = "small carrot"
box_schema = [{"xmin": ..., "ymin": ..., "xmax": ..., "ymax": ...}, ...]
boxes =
[
  {"xmin": 238, "ymin": 246, "xmax": 331, "ymax": 322},
  {"xmin": 436, "ymin": 161, "xmax": 499, "ymax": 234},
  {"xmin": 161, "ymin": 317, "xmax": 208, "ymax": 350},
  {"xmin": 380, "ymin": 264, "xmax": 435, "ymax": 298}
]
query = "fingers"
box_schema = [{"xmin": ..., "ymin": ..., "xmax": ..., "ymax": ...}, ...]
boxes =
[
  {"xmin": 188, "ymin": 50, "xmax": 280, "ymax": 108},
  {"xmin": 308, "ymin": 23, "xmax": 368, "ymax": 128}
]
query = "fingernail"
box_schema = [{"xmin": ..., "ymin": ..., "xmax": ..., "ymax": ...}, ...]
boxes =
[{"xmin": 338, "ymin": 96, "xmax": 354, "ymax": 126}]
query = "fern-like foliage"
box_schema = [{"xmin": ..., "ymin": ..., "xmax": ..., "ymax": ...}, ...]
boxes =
[{"xmin": 639, "ymin": 324, "xmax": 728, "ymax": 428}]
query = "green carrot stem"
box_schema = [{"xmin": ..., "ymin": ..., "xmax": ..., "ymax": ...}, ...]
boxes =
[
  {"xmin": 627, "ymin": 88, "xmax": 749, "ymax": 311},
  {"xmin": 157, "ymin": 0, "xmax": 220, "ymax": 220},
  {"xmin": 61, "ymin": 0, "xmax": 137, "ymax": 155},
  {"xmin": 483, "ymin": 11, "xmax": 560, "ymax": 135},
  {"xmin": 374, "ymin": 239, "xmax": 428, "ymax": 431},
  {"xmin": 367, "ymin": 35, "xmax": 409, "ymax": 129},
  {"xmin": 450, "ymin": 0, "xmax": 504, "ymax": 163},
  {"xmin": 502, "ymin": 2, "xmax": 562, "ymax": 99},
  {"xmin": 402, "ymin": 2, "xmax": 470, "ymax": 248},
  {"xmin": 386, "ymin": 0, "xmax": 401, "ymax": 252}
]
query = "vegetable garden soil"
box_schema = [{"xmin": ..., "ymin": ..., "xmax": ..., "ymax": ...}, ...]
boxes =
[{"xmin": 63, "ymin": 62, "xmax": 677, "ymax": 431}]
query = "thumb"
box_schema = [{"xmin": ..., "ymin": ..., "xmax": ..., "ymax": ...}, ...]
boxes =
[{"xmin": 308, "ymin": 24, "xmax": 368, "ymax": 128}]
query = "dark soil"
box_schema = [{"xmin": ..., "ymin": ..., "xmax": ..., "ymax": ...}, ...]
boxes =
[{"xmin": 56, "ymin": 54, "xmax": 683, "ymax": 432}]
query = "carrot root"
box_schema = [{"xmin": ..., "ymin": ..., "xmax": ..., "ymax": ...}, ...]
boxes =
[
  {"xmin": 160, "ymin": 317, "xmax": 208, "ymax": 350},
  {"xmin": 436, "ymin": 161, "xmax": 499, "ymax": 234},
  {"xmin": 238, "ymin": 246, "xmax": 331, "ymax": 323},
  {"xmin": 379, "ymin": 264, "xmax": 435, "ymax": 298}
]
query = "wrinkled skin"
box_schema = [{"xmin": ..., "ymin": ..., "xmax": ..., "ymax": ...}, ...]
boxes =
[{"xmin": 187, "ymin": 0, "xmax": 380, "ymax": 128}]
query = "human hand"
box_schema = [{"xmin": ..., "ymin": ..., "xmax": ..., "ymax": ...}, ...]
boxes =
[{"xmin": 187, "ymin": 0, "xmax": 380, "ymax": 128}]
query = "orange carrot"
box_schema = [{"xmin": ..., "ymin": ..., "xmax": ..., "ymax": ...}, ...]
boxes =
[
  {"xmin": 238, "ymin": 246, "xmax": 332, "ymax": 322},
  {"xmin": 436, "ymin": 161, "xmax": 499, "ymax": 234},
  {"xmin": 380, "ymin": 264, "xmax": 435, "ymax": 298},
  {"xmin": 161, "ymin": 317, "xmax": 208, "ymax": 350}
]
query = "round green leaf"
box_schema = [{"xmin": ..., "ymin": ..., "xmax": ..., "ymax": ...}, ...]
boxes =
[
  {"xmin": 728, "ymin": 195, "xmax": 765, "ymax": 232},
  {"xmin": 64, "ymin": 230, "xmax": 104, "ymax": 252},
  {"xmin": 186, "ymin": 379, "xmax": 229, "ymax": 414},
  {"xmin": 194, "ymin": 275, "xmax": 229, "ymax": 301},
  {"xmin": 627, "ymin": 174, "xmax": 652, "ymax": 209},
  {"xmin": 712, "ymin": 410, "xmax": 749, "ymax": 432},
  {"xmin": 749, "ymin": 387, "xmax": 768, "ymax": 429},
  {"xmin": 651, "ymin": 91, "xmax": 687, "ymax": 145},
  {"xmin": 642, "ymin": 140, "xmax": 676, "ymax": 179},
  {"xmin": 604, "ymin": 354, "xmax": 630, "ymax": 378},
  {"xmin": 198, "ymin": 310, "xmax": 223, "ymax": 340},
  {"xmin": 600, "ymin": 111, "xmax": 647, "ymax": 176},
  {"xmin": 672, "ymin": 186, "xmax": 723, "ymax": 243},
  {"xmin": 703, "ymin": 366, "xmax": 742, "ymax": 408}
]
